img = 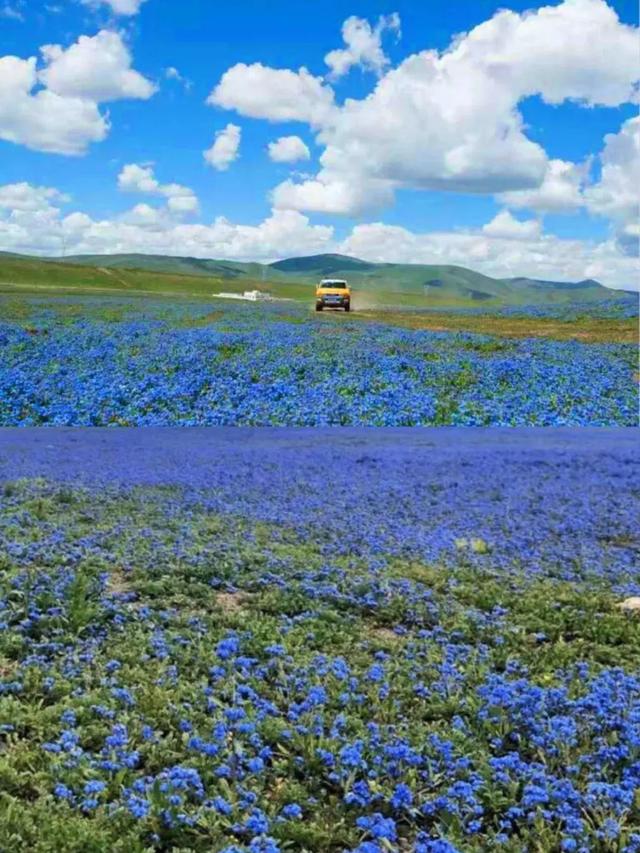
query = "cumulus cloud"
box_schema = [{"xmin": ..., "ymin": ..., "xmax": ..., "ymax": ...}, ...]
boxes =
[
  {"xmin": 585, "ymin": 116, "xmax": 639, "ymax": 256},
  {"xmin": 267, "ymin": 135, "xmax": 311, "ymax": 163},
  {"xmin": 208, "ymin": 64, "xmax": 335, "ymax": 125},
  {"xmin": 39, "ymin": 30, "xmax": 155, "ymax": 102},
  {"xmin": 213, "ymin": 0, "xmax": 638, "ymax": 216},
  {"xmin": 0, "ymin": 55, "xmax": 107, "ymax": 155},
  {"xmin": 615, "ymin": 223, "xmax": 640, "ymax": 258},
  {"xmin": 117, "ymin": 164, "xmax": 199, "ymax": 215},
  {"xmin": 498, "ymin": 159, "xmax": 589, "ymax": 213},
  {"xmin": 0, "ymin": 184, "xmax": 333, "ymax": 260},
  {"xmin": 120, "ymin": 202, "xmax": 165, "ymax": 226},
  {"xmin": 204, "ymin": 123, "xmax": 241, "ymax": 171},
  {"xmin": 0, "ymin": 181, "xmax": 636, "ymax": 290},
  {"xmin": 325, "ymin": 13, "xmax": 401, "ymax": 79},
  {"xmin": 81, "ymin": 0, "xmax": 147, "ymax": 15},
  {"xmin": 272, "ymin": 174, "xmax": 394, "ymax": 217},
  {"xmin": 340, "ymin": 220, "xmax": 638, "ymax": 290},
  {"xmin": 0, "ymin": 31, "xmax": 154, "ymax": 155},
  {"xmin": 0, "ymin": 182, "xmax": 68, "ymax": 212},
  {"xmin": 483, "ymin": 210, "xmax": 541, "ymax": 241}
]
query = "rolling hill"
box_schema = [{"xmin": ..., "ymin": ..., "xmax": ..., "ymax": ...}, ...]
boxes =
[
  {"xmin": 267, "ymin": 255, "xmax": 628, "ymax": 304},
  {"xmin": 0, "ymin": 250, "xmax": 630, "ymax": 306},
  {"xmin": 59, "ymin": 253, "xmax": 286, "ymax": 282}
]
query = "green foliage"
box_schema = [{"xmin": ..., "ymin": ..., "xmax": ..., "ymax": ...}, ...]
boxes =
[
  {"xmin": 1, "ymin": 249, "xmax": 628, "ymax": 307},
  {"xmin": 0, "ymin": 482, "xmax": 638, "ymax": 851}
]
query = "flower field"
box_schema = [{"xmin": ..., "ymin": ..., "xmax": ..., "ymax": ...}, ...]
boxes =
[
  {"xmin": 0, "ymin": 428, "xmax": 639, "ymax": 853},
  {"xmin": 1, "ymin": 296, "xmax": 637, "ymax": 426},
  {"xmin": 401, "ymin": 296, "xmax": 640, "ymax": 321}
]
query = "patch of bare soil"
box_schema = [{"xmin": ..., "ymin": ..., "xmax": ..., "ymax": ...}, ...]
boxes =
[
  {"xmin": 216, "ymin": 591, "xmax": 251, "ymax": 612},
  {"xmin": 105, "ymin": 568, "xmax": 133, "ymax": 596},
  {"xmin": 369, "ymin": 626, "xmax": 403, "ymax": 644}
]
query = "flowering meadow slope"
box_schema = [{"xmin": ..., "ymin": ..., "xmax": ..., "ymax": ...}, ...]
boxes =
[
  {"xmin": 0, "ymin": 429, "xmax": 638, "ymax": 852},
  {"xmin": 1, "ymin": 296, "xmax": 637, "ymax": 426}
]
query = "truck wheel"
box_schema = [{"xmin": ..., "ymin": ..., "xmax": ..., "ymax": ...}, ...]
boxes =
[
  {"xmin": 316, "ymin": 304, "xmax": 323, "ymax": 312},
  {"xmin": 344, "ymin": 303, "xmax": 350, "ymax": 312}
]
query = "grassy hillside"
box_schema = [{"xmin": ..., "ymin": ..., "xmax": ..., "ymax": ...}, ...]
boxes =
[
  {"xmin": 0, "ymin": 253, "xmax": 310, "ymax": 301},
  {"xmin": 269, "ymin": 254, "xmax": 623, "ymax": 304},
  {"xmin": 0, "ymin": 250, "xmax": 628, "ymax": 307},
  {"xmin": 61, "ymin": 252, "xmax": 291, "ymax": 283}
]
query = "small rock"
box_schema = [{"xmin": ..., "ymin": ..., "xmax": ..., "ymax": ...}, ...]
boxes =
[{"xmin": 617, "ymin": 597, "xmax": 640, "ymax": 612}]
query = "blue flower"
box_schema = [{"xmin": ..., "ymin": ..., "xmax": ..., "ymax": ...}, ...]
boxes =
[
  {"xmin": 244, "ymin": 808, "xmax": 270, "ymax": 835},
  {"xmin": 391, "ymin": 783, "xmax": 413, "ymax": 810},
  {"xmin": 53, "ymin": 783, "xmax": 73, "ymax": 800},
  {"xmin": 216, "ymin": 636, "xmax": 240, "ymax": 660},
  {"xmin": 212, "ymin": 796, "xmax": 233, "ymax": 816},
  {"xmin": 356, "ymin": 813, "xmax": 397, "ymax": 841},
  {"xmin": 126, "ymin": 795, "xmax": 150, "ymax": 820},
  {"xmin": 281, "ymin": 803, "xmax": 302, "ymax": 820}
]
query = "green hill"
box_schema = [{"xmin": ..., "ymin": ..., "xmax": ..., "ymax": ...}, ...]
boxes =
[
  {"xmin": 266, "ymin": 254, "xmax": 621, "ymax": 305},
  {"xmin": 60, "ymin": 253, "xmax": 291, "ymax": 282},
  {"xmin": 0, "ymin": 250, "xmax": 627, "ymax": 306},
  {"xmin": 0, "ymin": 252, "xmax": 308, "ymax": 301},
  {"xmin": 270, "ymin": 255, "xmax": 512, "ymax": 301},
  {"xmin": 271, "ymin": 253, "xmax": 378, "ymax": 275}
]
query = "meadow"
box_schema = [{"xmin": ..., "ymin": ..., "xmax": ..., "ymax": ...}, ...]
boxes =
[
  {"xmin": 0, "ymin": 428, "xmax": 638, "ymax": 853},
  {"xmin": 1, "ymin": 295, "xmax": 637, "ymax": 427}
]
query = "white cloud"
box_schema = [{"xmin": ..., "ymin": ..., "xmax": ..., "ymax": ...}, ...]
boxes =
[
  {"xmin": 120, "ymin": 202, "xmax": 165, "ymax": 227},
  {"xmin": 340, "ymin": 220, "xmax": 638, "ymax": 290},
  {"xmin": 81, "ymin": 0, "xmax": 147, "ymax": 16},
  {"xmin": 471, "ymin": 0, "xmax": 639, "ymax": 108},
  {"xmin": 325, "ymin": 13, "xmax": 401, "ymax": 79},
  {"xmin": 585, "ymin": 116, "xmax": 639, "ymax": 256},
  {"xmin": 117, "ymin": 163, "xmax": 160, "ymax": 194},
  {"xmin": 495, "ymin": 118, "xmax": 639, "ymax": 257},
  {"xmin": 498, "ymin": 159, "xmax": 589, "ymax": 213},
  {"xmin": 204, "ymin": 123, "xmax": 241, "ymax": 171},
  {"xmin": 483, "ymin": 210, "xmax": 541, "ymax": 241},
  {"xmin": 272, "ymin": 174, "xmax": 394, "ymax": 216},
  {"xmin": 39, "ymin": 30, "xmax": 155, "ymax": 102},
  {"xmin": 164, "ymin": 190, "xmax": 199, "ymax": 215},
  {"xmin": 267, "ymin": 135, "xmax": 311, "ymax": 163},
  {"xmin": 208, "ymin": 63, "xmax": 335, "ymax": 125},
  {"xmin": 0, "ymin": 55, "xmax": 108, "ymax": 155},
  {"xmin": 223, "ymin": 0, "xmax": 638, "ymax": 216},
  {"xmin": 0, "ymin": 182, "xmax": 68, "ymax": 212},
  {"xmin": 0, "ymin": 184, "xmax": 333, "ymax": 261},
  {"xmin": 117, "ymin": 164, "xmax": 199, "ymax": 215},
  {"xmin": 615, "ymin": 223, "xmax": 639, "ymax": 258},
  {"xmin": 0, "ymin": 181, "xmax": 636, "ymax": 290},
  {"xmin": 165, "ymin": 66, "xmax": 192, "ymax": 91},
  {"xmin": 0, "ymin": 31, "xmax": 154, "ymax": 155}
]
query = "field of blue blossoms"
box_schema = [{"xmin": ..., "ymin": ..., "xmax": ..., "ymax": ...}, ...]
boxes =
[
  {"xmin": 0, "ymin": 295, "xmax": 637, "ymax": 426},
  {"xmin": 0, "ymin": 428, "xmax": 639, "ymax": 852},
  {"xmin": 408, "ymin": 295, "xmax": 640, "ymax": 321}
]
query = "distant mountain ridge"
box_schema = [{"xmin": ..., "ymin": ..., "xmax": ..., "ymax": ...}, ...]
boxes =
[
  {"xmin": 270, "ymin": 253, "xmax": 379, "ymax": 274},
  {"xmin": 0, "ymin": 250, "xmax": 631, "ymax": 306}
]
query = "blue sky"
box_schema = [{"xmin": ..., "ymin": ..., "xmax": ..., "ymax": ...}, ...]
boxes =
[{"xmin": 0, "ymin": 0, "xmax": 638, "ymax": 286}]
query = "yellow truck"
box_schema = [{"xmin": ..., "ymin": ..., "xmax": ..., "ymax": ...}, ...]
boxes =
[{"xmin": 315, "ymin": 278, "xmax": 351, "ymax": 312}]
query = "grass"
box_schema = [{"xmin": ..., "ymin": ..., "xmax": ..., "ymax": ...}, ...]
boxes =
[
  {"xmin": 0, "ymin": 254, "xmax": 314, "ymax": 302},
  {"xmin": 349, "ymin": 308, "xmax": 638, "ymax": 344},
  {"xmin": 0, "ymin": 254, "xmax": 456, "ymax": 308},
  {"xmin": 4, "ymin": 284, "xmax": 634, "ymax": 344},
  {"xmin": 0, "ymin": 479, "xmax": 639, "ymax": 851},
  {"xmin": 1, "ymin": 252, "xmax": 635, "ymax": 343}
]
